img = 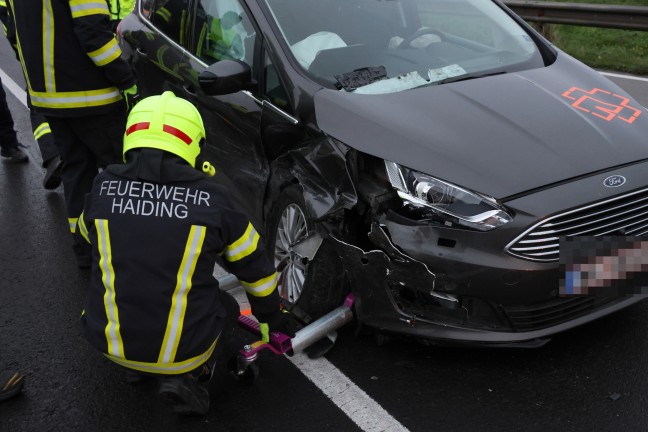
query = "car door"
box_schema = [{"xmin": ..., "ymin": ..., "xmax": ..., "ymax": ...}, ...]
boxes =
[
  {"xmin": 130, "ymin": 0, "xmax": 193, "ymax": 97},
  {"xmin": 181, "ymin": 0, "xmax": 278, "ymax": 227}
]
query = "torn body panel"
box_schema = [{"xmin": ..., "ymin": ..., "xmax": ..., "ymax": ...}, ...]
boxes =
[{"xmin": 266, "ymin": 137, "xmax": 358, "ymax": 225}]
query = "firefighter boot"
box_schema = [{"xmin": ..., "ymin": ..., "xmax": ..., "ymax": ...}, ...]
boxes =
[
  {"xmin": 1, "ymin": 146, "xmax": 28, "ymax": 163},
  {"xmin": 158, "ymin": 373, "xmax": 210, "ymax": 415},
  {"xmin": 43, "ymin": 156, "xmax": 63, "ymax": 190}
]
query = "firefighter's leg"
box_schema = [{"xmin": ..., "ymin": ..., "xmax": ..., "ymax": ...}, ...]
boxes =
[
  {"xmin": 191, "ymin": 290, "xmax": 240, "ymax": 383},
  {"xmin": 45, "ymin": 116, "xmax": 100, "ymax": 268},
  {"xmin": 0, "ymin": 78, "xmax": 27, "ymax": 162},
  {"xmin": 157, "ymin": 291, "xmax": 239, "ymax": 415},
  {"xmin": 26, "ymin": 93, "xmax": 61, "ymax": 189},
  {"xmin": 47, "ymin": 112, "xmax": 125, "ymax": 267},
  {"xmin": 66, "ymin": 110, "xmax": 126, "ymax": 169}
]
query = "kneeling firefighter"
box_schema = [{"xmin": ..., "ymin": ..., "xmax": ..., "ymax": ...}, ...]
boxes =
[{"xmin": 77, "ymin": 91, "xmax": 300, "ymax": 415}]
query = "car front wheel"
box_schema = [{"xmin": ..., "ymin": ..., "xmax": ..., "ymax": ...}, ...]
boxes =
[{"xmin": 266, "ymin": 185, "xmax": 347, "ymax": 320}]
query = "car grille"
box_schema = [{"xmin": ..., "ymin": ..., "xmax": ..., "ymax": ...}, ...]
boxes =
[
  {"xmin": 500, "ymin": 297, "xmax": 613, "ymax": 331},
  {"xmin": 506, "ymin": 187, "xmax": 648, "ymax": 262}
]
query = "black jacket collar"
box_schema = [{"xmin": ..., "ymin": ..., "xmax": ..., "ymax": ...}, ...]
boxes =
[{"xmin": 107, "ymin": 149, "xmax": 206, "ymax": 183}]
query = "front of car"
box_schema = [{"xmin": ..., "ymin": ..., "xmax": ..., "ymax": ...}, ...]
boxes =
[{"xmin": 261, "ymin": 0, "xmax": 648, "ymax": 345}]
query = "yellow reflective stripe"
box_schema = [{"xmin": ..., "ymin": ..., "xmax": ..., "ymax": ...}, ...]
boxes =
[
  {"xmin": 240, "ymin": 272, "xmax": 279, "ymax": 297},
  {"xmin": 0, "ymin": 1, "xmax": 6, "ymax": 7},
  {"xmin": 68, "ymin": 217, "xmax": 78, "ymax": 233},
  {"xmin": 153, "ymin": 46, "xmax": 183, "ymax": 79},
  {"xmin": 88, "ymin": 38, "xmax": 122, "ymax": 67},
  {"xmin": 2, "ymin": 373, "xmax": 22, "ymax": 390},
  {"xmin": 158, "ymin": 226, "xmax": 206, "ymax": 364},
  {"xmin": 69, "ymin": 0, "xmax": 110, "ymax": 18},
  {"xmin": 9, "ymin": 0, "xmax": 32, "ymax": 92},
  {"xmin": 225, "ymin": 222, "xmax": 260, "ymax": 262},
  {"xmin": 106, "ymin": 338, "xmax": 217, "ymax": 375},
  {"xmin": 33, "ymin": 122, "xmax": 51, "ymax": 140},
  {"xmin": 43, "ymin": 0, "xmax": 55, "ymax": 92},
  {"xmin": 29, "ymin": 87, "xmax": 122, "ymax": 109},
  {"xmin": 156, "ymin": 7, "xmax": 171, "ymax": 23},
  {"xmin": 96, "ymin": 219, "xmax": 125, "ymax": 359},
  {"xmin": 180, "ymin": 10, "xmax": 186, "ymax": 45},
  {"xmin": 78, "ymin": 213, "xmax": 90, "ymax": 243},
  {"xmin": 197, "ymin": 23, "xmax": 207, "ymax": 57}
]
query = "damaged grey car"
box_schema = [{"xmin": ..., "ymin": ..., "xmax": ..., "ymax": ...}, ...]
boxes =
[{"xmin": 118, "ymin": 0, "xmax": 648, "ymax": 346}]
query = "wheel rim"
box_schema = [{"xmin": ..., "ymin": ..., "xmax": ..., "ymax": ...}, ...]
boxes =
[{"xmin": 274, "ymin": 203, "xmax": 309, "ymax": 304}]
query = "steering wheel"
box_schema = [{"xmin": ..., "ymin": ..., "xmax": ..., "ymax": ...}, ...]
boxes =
[{"xmin": 397, "ymin": 27, "xmax": 444, "ymax": 49}]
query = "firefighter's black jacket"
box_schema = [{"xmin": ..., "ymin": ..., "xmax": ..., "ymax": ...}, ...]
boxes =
[
  {"xmin": 6, "ymin": 0, "xmax": 135, "ymax": 117},
  {"xmin": 78, "ymin": 149, "xmax": 280, "ymax": 374}
]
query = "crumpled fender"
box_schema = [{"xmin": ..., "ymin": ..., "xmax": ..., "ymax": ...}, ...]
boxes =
[{"xmin": 266, "ymin": 137, "xmax": 358, "ymax": 221}]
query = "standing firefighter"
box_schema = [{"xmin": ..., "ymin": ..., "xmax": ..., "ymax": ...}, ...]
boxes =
[
  {"xmin": 6, "ymin": 0, "xmax": 139, "ymax": 267},
  {"xmin": 77, "ymin": 92, "xmax": 299, "ymax": 415},
  {"xmin": 106, "ymin": 0, "xmax": 135, "ymax": 31},
  {"xmin": 0, "ymin": 0, "xmax": 62, "ymax": 188}
]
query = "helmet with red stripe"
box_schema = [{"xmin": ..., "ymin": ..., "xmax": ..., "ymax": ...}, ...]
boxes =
[{"xmin": 123, "ymin": 91, "xmax": 206, "ymax": 167}]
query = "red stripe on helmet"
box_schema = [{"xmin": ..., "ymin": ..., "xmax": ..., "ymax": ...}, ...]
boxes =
[
  {"xmin": 126, "ymin": 122, "xmax": 151, "ymax": 135},
  {"xmin": 126, "ymin": 122, "xmax": 192, "ymax": 145},
  {"xmin": 162, "ymin": 124, "xmax": 193, "ymax": 145}
]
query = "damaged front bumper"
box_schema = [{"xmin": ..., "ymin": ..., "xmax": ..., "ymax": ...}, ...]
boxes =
[{"xmin": 330, "ymin": 222, "xmax": 646, "ymax": 347}]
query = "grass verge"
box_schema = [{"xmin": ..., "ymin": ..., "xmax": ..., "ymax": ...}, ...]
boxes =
[{"xmin": 524, "ymin": 0, "xmax": 648, "ymax": 75}]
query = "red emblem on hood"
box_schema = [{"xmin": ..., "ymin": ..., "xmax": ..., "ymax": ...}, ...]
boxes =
[{"xmin": 562, "ymin": 87, "xmax": 642, "ymax": 124}]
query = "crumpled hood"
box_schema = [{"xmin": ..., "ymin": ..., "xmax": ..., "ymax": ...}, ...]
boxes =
[{"xmin": 314, "ymin": 53, "xmax": 648, "ymax": 199}]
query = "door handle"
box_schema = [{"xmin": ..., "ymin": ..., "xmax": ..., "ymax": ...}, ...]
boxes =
[
  {"xmin": 135, "ymin": 48, "xmax": 148, "ymax": 58},
  {"xmin": 183, "ymin": 84, "xmax": 197, "ymax": 96}
]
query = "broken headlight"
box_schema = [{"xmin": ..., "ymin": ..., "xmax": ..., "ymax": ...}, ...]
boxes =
[{"xmin": 385, "ymin": 161, "xmax": 512, "ymax": 231}]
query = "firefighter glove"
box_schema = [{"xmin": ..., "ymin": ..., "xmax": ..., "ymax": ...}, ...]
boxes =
[
  {"xmin": 258, "ymin": 309, "xmax": 301, "ymax": 343},
  {"xmin": 121, "ymin": 84, "xmax": 140, "ymax": 113}
]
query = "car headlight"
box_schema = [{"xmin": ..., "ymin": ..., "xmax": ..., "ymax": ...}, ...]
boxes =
[{"xmin": 384, "ymin": 161, "xmax": 512, "ymax": 231}]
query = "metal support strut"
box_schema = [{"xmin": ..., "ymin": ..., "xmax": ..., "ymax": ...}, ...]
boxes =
[{"xmin": 233, "ymin": 294, "xmax": 355, "ymax": 377}]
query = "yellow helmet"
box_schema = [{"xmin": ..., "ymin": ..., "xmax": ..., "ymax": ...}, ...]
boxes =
[{"xmin": 123, "ymin": 91, "xmax": 205, "ymax": 167}]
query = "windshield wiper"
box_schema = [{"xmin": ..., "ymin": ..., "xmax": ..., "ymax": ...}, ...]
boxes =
[{"xmin": 436, "ymin": 71, "xmax": 506, "ymax": 85}]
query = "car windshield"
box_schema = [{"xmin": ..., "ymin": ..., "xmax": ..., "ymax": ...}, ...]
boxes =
[{"xmin": 263, "ymin": 0, "xmax": 544, "ymax": 94}]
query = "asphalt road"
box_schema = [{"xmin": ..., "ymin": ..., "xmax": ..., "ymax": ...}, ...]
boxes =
[{"xmin": 2, "ymin": 37, "xmax": 648, "ymax": 432}]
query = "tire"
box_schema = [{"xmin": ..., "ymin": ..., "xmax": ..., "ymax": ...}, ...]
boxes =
[{"xmin": 266, "ymin": 185, "xmax": 347, "ymax": 321}]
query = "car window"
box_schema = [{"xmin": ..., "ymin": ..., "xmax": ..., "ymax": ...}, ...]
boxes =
[
  {"xmin": 193, "ymin": 0, "xmax": 256, "ymax": 66},
  {"xmin": 263, "ymin": 0, "xmax": 544, "ymax": 93},
  {"xmin": 263, "ymin": 52, "xmax": 291, "ymax": 113},
  {"xmin": 146, "ymin": 0, "xmax": 191, "ymax": 46}
]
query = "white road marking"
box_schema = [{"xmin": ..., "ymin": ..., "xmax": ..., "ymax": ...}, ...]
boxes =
[
  {"xmin": 0, "ymin": 68, "xmax": 27, "ymax": 107},
  {"xmin": 219, "ymin": 274, "xmax": 410, "ymax": 432},
  {"xmin": 289, "ymin": 353, "xmax": 411, "ymax": 432}
]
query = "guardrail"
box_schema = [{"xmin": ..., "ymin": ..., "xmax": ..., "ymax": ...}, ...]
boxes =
[{"xmin": 503, "ymin": 1, "xmax": 648, "ymax": 31}]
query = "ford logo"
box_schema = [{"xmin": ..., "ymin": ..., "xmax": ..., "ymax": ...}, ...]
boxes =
[{"xmin": 603, "ymin": 175, "xmax": 626, "ymax": 188}]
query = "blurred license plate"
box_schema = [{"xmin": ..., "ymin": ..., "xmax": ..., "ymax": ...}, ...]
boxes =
[{"xmin": 560, "ymin": 236, "xmax": 648, "ymax": 296}]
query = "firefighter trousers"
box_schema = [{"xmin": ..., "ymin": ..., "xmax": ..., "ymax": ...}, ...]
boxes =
[
  {"xmin": 26, "ymin": 93, "xmax": 58, "ymax": 167},
  {"xmin": 0, "ymin": 76, "xmax": 19, "ymax": 152},
  {"xmin": 45, "ymin": 110, "xmax": 127, "ymax": 241}
]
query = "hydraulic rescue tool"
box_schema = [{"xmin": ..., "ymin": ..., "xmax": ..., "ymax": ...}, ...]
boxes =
[{"xmin": 218, "ymin": 274, "xmax": 355, "ymax": 381}]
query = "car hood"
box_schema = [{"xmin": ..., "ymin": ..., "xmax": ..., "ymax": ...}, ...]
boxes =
[{"xmin": 313, "ymin": 53, "xmax": 648, "ymax": 199}]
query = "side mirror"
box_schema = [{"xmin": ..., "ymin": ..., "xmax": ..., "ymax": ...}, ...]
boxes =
[{"xmin": 199, "ymin": 60, "xmax": 252, "ymax": 95}]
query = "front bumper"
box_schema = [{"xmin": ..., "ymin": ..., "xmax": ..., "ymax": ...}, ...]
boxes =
[{"xmin": 331, "ymin": 225, "xmax": 646, "ymax": 346}]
